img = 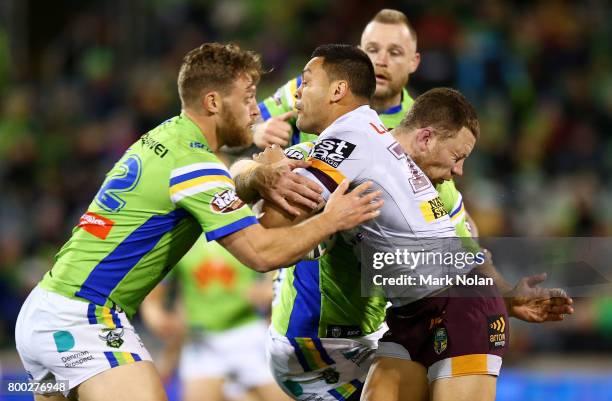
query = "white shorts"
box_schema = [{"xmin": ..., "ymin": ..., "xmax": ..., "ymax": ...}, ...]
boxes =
[
  {"xmin": 179, "ymin": 320, "xmax": 274, "ymax": 390},
  {"xmin": 267, "ymin": 327, "xmax": 384, "ymax": 401},
  {"xmin": 15, "ymin": 286, "xmax": 152, "ymax": 396}
]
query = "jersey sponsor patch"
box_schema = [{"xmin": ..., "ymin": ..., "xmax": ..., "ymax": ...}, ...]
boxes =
[
  {"xmin": 488, "ymin": 315, "xmax": 506, "ymax": 349},
  {"xmin": 406, "ymin": 159, "xmax": 432, "ymax": 193},
  {"xmin": 419, "ymin": 197, "xmax": 448, "ymax": 222},
  {"xmin": 285, "ymin": 148, "xmax": 305, "ymax": 160},
  {"xmin": 369, "ymin": 122, "xmax": 389, "ymax": 135},
  {"xmin": 210, "ymin": 189, "xmax": 246, "ymax": 213},
  {"xmin": 310, "ymin": 138, "xmax": 356, "ymax": 168},
  {"xmin": 78, "ymin": 212, "xmax": 115, "ymax": 240},
  {"xmin": 387, "ymin": 141, "xmax": 406, "ymax": 160}
]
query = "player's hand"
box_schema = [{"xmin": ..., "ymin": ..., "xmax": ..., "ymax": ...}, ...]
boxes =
[
  {"xmin": 505, "ymin": 273, "xmax": 574, "ymax": 322},
  {"xmin": 253, "ymin": 111, "xmax": 296, "ymax": 149},
  {"xmin": 253, "ymin": 147, "xmax": 324, "ymax": 216},
  {"xmin": 253, "ymin": 143, "xmax": 287, "ymax": 164},
  {"xmin": 323, "ymin": 180, "xmax": 383, "ymax": 231}
]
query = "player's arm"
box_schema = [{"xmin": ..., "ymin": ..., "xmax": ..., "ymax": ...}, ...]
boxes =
[
  {"xmin": 218, "ymin": 179, "xmax": 382, "ymax": 272},
  {"xmin": 253, "ymin": 77, "xmax": 301, "ymax": 148},
  {"xmin": 231, "ymin": 145, "xmax": 324, "ymax": 216}
]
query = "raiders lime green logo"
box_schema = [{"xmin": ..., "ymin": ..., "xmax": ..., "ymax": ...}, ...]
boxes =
[{"xmin": 433, "ymin": 327, "xmax": 448, "ymax": 355}]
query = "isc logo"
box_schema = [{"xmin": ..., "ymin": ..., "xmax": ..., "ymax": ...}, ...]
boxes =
[{"xmin": 311, "ymin": 139, "xmax": 356, "ymax": 168}]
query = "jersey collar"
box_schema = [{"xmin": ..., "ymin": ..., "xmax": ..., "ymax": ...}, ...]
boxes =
[
  {"xmin": 178, "ymin": 111, "xmax": 212, "ymax": 151},
  {"xmin": 380, "ymin": 89, "xmax": 409, "ymax": 115}
]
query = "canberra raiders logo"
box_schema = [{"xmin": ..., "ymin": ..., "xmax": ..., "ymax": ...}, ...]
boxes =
[{"xmin": 99, "ymin": 328, "xmax": 125, "ymax": 348}]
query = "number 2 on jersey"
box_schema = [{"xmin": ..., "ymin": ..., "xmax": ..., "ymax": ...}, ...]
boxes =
[{"xmin": 95, "ymin": 155, "xmax": 142, "ymax": 212}]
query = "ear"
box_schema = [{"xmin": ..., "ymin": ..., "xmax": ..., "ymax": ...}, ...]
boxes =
[
  {"xmin": 410, "ymin": 52, "xmax": 421, "ymax": 73},
  {"xmin": 415, "ymin": 127, "xmax": 434, "ymax": 151},
  {"xmin": 202, "ymin": 91, "xmax": 222, "ymax": 114},
  {"xmin": 330, "ymin": 80, "xmax": 348, "ymax": 102}
]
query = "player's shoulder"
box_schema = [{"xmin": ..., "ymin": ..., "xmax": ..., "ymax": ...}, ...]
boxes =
[{"xmin": 320, "ymin": 106, "xmax": 388, "ymax": 143}]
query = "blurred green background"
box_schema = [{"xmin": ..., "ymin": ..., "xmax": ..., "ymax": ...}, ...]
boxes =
[{"xmin": 0, "ymin": 1, "xmax": 611, "ymax": 399}]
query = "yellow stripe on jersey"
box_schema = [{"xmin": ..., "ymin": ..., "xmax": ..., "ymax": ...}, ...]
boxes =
[
  {"xmin": 308, "ymin": 159, "xmax": 346, "ymax": 185},
  {"xmin": 169, "ymin": 175, "xmax": 234, "ymax": 195}
]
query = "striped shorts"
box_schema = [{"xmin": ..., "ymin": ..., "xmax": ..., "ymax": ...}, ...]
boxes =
[
  {"xmin": 266, "ymin": 327, "xmax": 382, "ymax": 401},
  {"xmin": 15, "ymin": 285, "xmax": 151, "ymax": 397}
]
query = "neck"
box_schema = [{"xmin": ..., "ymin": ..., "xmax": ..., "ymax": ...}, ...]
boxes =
[
  {"xmin": 370, "ymin": 91, "xmax": 402, "ymax": 114},
  {"xmin": 321, "ymin": 102, "xmax": 367, "ymax": 132},
  {"xmin": 183, "ymin": 108, "xmax": 220, "ymax": 151}
]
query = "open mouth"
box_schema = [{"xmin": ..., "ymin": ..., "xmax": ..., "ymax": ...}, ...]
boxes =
[{"xmin": 375, "ymin": 74, "xmax": 389, "ymax": 84}]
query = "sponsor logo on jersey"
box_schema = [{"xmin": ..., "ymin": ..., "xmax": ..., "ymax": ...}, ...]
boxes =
[
  {"xmin": 78, "ymin": 212, "xmax": 115, "ymax": 240},
  {"xmin": 285, "ymin": 148, "xmax": 305, "ymax": 160},
  {"xmin": 61, "ymin": 351, "xmax": 94, "ymax": 368},
  {"xmin": 387, "ymin": 141, "xmax": 406, "ymax": 160},
  {"xmin": 488, "ymin": 315, "xmax": 506, "ymax": 349},
  {"xmin": 53, "ymin": 331, "xmax": 75, "ymax": 353},
  {"xmin": 211, "ymin": 189, "xmax": 246, "ymax": 213},
  {"xmin": 99, "ymin": 328, "xmax": 125, "ymax": 348},
  {"xmin": 283, "ymin": 380, "xmax": 304, "ymax": 397},
  {"xmin": 433, "ymin": 327, "xmax": 448, "ymax": 354},
  {"xmin": 369, "ymin": 122, "xmax": 389, "ymax": 135},
  {"xmin": 140, "ymin": 133, "xmax": 169, "ymax": 158},
  {"xmin": 419, "ymin": 197, "xmax": 448, "ymax": 222},
  {"xmin": 189, "ymin": 141, "xmax": 209, "ymax": 151},
  {"xmin": 311, "ymin": 139, "xmax": 356, "ymax": 168},
  {"xmin": 407, "ymin": 159, "xmax": 432, "ymax": 193}
]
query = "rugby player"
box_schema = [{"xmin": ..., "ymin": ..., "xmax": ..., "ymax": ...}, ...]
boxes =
[
  {"xmin": 13, "ymin": 43, "xmax": 382, "ymax": 401},
  {"xmin": 248, "ymin": 9, "xmax": 420, "ymax": 217},
  {"xmin": 232, "ymin": 45, "xmax": 573, "ymax": 401}
]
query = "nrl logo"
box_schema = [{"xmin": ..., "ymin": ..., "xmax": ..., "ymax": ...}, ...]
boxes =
[
  {"xmin": 210, "ymin": 189, "xmax": 245, "ymax": 214},
  {"xmin": 99, "ymin": 328, "xmax": 125, "ymax": 349}
]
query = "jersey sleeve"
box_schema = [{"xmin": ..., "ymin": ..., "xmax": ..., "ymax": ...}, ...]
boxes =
[
  {"xmin": 284, "ymin": 141, "xmax": 314, "ymax": 161},
  {"xmin": 295, "ymin": 131, "xmax": 368, "ymax": 200},
  {"xmin": 436, "ymin": 180, "xmax": 470, "ymax": 236},
  {"xmin": 170, "ymin": 157, "xmax": 258, "ymax": 241},
  {"xmin": 258, "ymin": 76, "xmax": 301, "ymax": 121}
]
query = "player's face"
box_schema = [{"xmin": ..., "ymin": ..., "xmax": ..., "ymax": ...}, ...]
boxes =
[
  {"xmin": 361, "ymin": 22, "xmax": 419, "ymax": 101},
  {"xmin": 295, "ymin": 57, "xmax": 331, "ymax": 134},
  {"xmin": 218, "ymin": 74, "xmax": 259, "ymax": 147},
  {"xmin": 416, "ymin": 127, "xmax": 476, "ymax": 184}
]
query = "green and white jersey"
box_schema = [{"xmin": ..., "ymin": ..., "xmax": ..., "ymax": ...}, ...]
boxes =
[
  {"xmin": 258, "ymin": 76, "xmax": 413, "ymax": 146},
  {"xmin": 272, "ymin": 138, "xmax": 474, "ymax": 338},
  {"xmin": 40, "ymin": 113, "xmax": 258, "ymax": 317},
  {"xmin": 174, "ymin": 236, "xmax": 260, "ymax": 332}
]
